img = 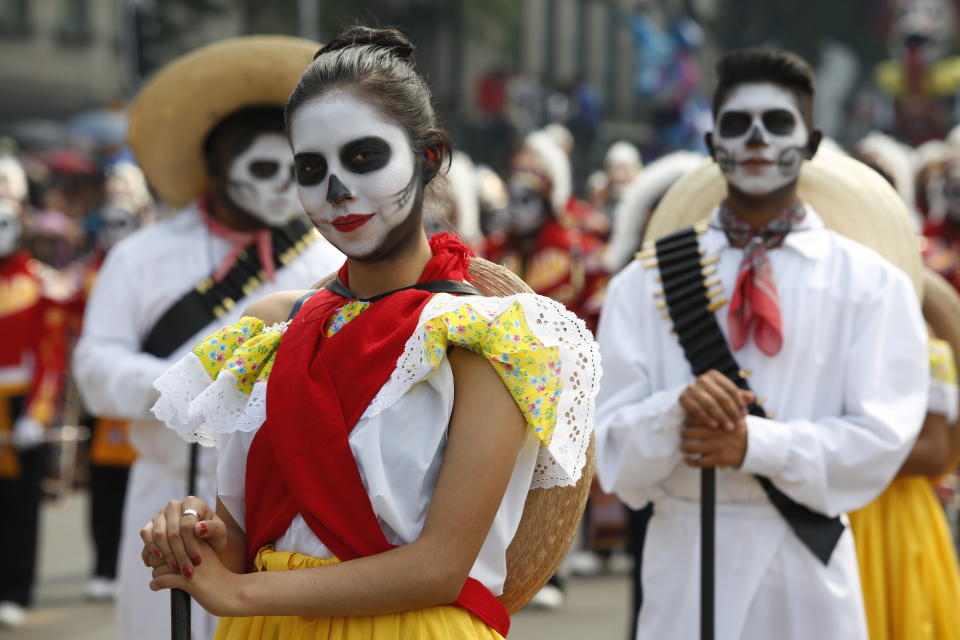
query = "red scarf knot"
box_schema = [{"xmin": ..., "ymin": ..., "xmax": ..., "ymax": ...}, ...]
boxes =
[
  {"xmin": 720, "ymin": 200, "xmax": 805, "ymax": 357},
  {"xmin": 198, "ymin": 195, "xmax": 276, "ymax": 283}
]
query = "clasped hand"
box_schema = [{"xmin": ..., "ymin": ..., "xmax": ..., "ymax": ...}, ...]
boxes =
[
  {"xmin": 678, "ymin": 370, "xmax": 751, "ymax": 469},
  {"xmin": 139, "ymin": 496, "xmax": 244, "ymax": 617}
]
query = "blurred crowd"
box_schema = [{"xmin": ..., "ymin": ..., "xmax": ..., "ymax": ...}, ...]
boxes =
[
  {"xmin": 3, "ymin": 92, "xmax": 960, "ymax": 624},
  {"xmin": 7, "ymin": 2, "xmax": 960, "ymax": 630}
]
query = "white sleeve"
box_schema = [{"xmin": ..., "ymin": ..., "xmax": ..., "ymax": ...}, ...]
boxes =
[
  {"xmin": 216, "ymin": 430, "xmax": 253, "ymax": 531},
  {"xmin": 594, "ymin": 269, "xmax": 686, "ymax": 508},
  {"xmin": 739, "ymin": 269, "xmax": 928, "ymax": 517},
  {"xmin": 73, "ymin": 247, "xmax": 171, "ymax": 420}
]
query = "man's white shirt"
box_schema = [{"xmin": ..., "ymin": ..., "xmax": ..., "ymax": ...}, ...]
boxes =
[{"xmin": 596, "ymin": 205, "xmax": 927, "ymax": 640}]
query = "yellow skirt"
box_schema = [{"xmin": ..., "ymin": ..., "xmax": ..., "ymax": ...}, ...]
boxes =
[
  {"xmin": 214, "ymin": 547, "xmax": 505, "ymax": 640},
  {"xmin": 848, "ymin": 475, "xmax": 960, "ymax": 640}
]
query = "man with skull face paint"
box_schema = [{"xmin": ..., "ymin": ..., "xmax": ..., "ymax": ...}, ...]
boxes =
[
  {"xmin": 596, "ymin": 48, "xmax": 927, "ymax": 639},
  {"xmin": 0, "ymin": 151, "xmax": 71, "ymax": 628},
  {"xmin": 72, "ymin": 37, "xmax": 343, "ymax": 640}
]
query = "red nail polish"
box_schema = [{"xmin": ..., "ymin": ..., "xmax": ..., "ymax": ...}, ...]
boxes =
[
  {"xmin": 154, "ymin": 550, "xmax": 163, "ymax": 559},
  {"xmin": 192, "ymin": 556, "xmax": 202, "ymax": 566},
  {"xmin": 171, "ymin": 562, "xmax": 180, "ymax": 573},
  {"xmin": 197, "ymin": 523, "xmax": 207, "ymax": 536},
  {"xmin": 184, "ymin": 566, "xmax": 194, "ymax": 578}
]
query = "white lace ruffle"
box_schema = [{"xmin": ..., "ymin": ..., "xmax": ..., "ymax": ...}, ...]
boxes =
[
  {"xmin": 152, "ymin": 352, "xmax": 269, "ymax": 448},
  {"xmin": 364, "ymin": 293, "xmax": 601, "ymax": 489}
]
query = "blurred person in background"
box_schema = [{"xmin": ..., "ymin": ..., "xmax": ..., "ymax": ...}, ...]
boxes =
[
  {"xmin": 483, "ymin": 130, "xmax": 607, "ymax": 334},
  {"xmin": 72, "ymin": 36, "xmax": 343, "ymax": 640},
  {"xmin": 0, "ymin": 148, "xmax": 71, "ymax": 629},
  {"xmin": 587, "ymin": 141, "xmax": 644, "ymax": 219},
  {"xmin": 873, "ymin": 0, "xmax": 960, "ymax": 145},
  {"xmin": 77, "ymin": 161, "xmax": 153, "ymax": 602},
  {"xmin": 848, "ymin": 327, "xmax": 960, "ymax": 640},
  {"xmin": 916, "ymin": 144, "xmax": 960, "ymax": 290}
]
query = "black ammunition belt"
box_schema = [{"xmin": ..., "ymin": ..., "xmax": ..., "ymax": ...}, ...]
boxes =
[
  {"xmin": 142, "ymin": 217, "xmax": 318, "ymax": 358},
  {"xmin": 647, "ymin": 224, "xmax": 845, "ymax": 565}
]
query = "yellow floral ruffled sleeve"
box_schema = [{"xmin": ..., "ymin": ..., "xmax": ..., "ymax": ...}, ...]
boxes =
[
  {"xmin": 422, "ymin": 300, "xmax": 563, "ymax": 445},
  {"xmin": 152, "ymin": 316, "xmax": 287, "ymax": 447},
  {"xmin": 192, "ymin": 316, "xmax": 284, "ymax": 394},
  {"xmin": 372, "ymin": 292, "xmax": 600, "ymax": 489}
]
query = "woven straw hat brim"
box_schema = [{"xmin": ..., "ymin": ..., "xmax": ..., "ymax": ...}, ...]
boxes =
[
  {"xmin": 312, "ymin": 257, "xmax": 594, "ymax": 614},
  {"xmin": 467, "ymin": 258, "xmax": 594, "ymax": 614},
  {"xmin": 644, "ymin": 150, "xmax": 925, "ymax": 299},
  {"xmin": 127, "ymin": 35, "xmax": 319, "ymax": 208}
]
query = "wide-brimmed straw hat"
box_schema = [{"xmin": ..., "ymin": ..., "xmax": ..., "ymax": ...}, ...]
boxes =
[
  {"xmin": 127, "ymin": 35, "xmax": 319, "ymax": 208},
  {"xmin": 467, "ymin": 258, "xmax": 595, "ymax": 614},
  {"xmin": 644, "ymin": 149, "xmax": 925, "ymax": 298},
  {"xmin": 313, "ymin": 257, "xmax": 595, "ymax": 614}
]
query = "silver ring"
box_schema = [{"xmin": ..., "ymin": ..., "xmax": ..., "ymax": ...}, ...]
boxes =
[{"xmin": 181, "ymin": 509, "xmax": 200, "ymax": 519}]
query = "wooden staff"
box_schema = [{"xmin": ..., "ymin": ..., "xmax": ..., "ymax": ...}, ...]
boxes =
[
  {"xmin": 701, "ymin": 467, "xmax": 715, "ymax": 640},
  {"xmin": 171, "ymin": 442, "xmax": 198, "ymax": 640}
]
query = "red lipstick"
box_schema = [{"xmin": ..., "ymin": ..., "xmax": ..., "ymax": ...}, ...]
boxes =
[{"xmin": 331, "ymin": 213, "xmax": 374, "ymax": 232}]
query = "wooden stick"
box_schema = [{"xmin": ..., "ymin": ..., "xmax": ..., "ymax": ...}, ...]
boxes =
[
  {"xmin": 171, "ymin": 442, "xmax": 199, "ymax": 640},
  {"xmin": 701, "ymin": 468, "xmax": 715, "ymax": 640}
]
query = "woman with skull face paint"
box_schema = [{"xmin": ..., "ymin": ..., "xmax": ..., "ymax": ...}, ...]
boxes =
[
  {"xmin": 596, "ymin": 48, "xmax": 927, "ymax": 640},
  {"xmin": 141, "ymin": 26, "xmax": 599, "ymax": 640},
  {"xmin": 0, "ymin": 153, "xmax": 72, "ymax": 628}
]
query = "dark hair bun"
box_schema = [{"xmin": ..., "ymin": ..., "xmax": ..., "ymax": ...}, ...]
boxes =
[{"xmin": 315, "ymin": 26, "xmax": 415, "ymax": 64}]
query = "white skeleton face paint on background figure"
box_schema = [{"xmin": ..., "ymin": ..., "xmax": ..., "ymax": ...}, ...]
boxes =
[
  {"xmin": 226, "ymin": 133, "xmax": 301, "ymax": 227},
  {"xmin": 507, "ymin": 182, "xmax": 549, "ymax": 236},
  {"xmin": 289, "ymin": 90, "xmax": 419, "ymax": 259},
  {"xmin": 97, "ymin": 205, "xmax": 140, "ymax": 250},
  {"xmin": 713, "ymin": 82, "xmax": 810, "ymax": 196},
  {"xmin": 0, "ymin": 205, "xmax": 22, "ymax": 258}
]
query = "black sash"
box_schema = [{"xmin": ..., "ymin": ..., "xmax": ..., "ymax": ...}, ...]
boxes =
[
  {"xmin": 142, "ymin": 216, "xmax": 317, "ymax": 358},
  {"xmin": 653, "ymin": 226, "xmax": 845, "ymax": 565},
  {"xmin": 325, "ymin": 278, "xmax": 482, "ymax": 303}
]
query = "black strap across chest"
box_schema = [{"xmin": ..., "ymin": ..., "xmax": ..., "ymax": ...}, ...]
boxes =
[
  {"xmin": 142, "ymin": 216, "xmax": 317, "ymax": 358},
  {"xmin": 324, "ymin": 278, "xmax": 482, "ymax": 303},
  {"xmin": 655, "ymin": 226, "xmax": 845, "ymax": 565}
]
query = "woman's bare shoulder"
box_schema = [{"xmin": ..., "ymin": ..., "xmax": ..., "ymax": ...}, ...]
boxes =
[{"xmin": 242, "ymin": 289, "xmax": 314, "ymax": 326}]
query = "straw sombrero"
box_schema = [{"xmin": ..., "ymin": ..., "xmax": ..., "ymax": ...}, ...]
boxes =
[
  {"xmin": 643, "ymin": 149, "xmax": 925, "ymax": 298},
  {"xmin": 315, "ymin": 257, "xmax": 595, "ymax": 613},
  {"xmin": 127, "ymin": 35, "xmax": 319, "ymax": 208}
]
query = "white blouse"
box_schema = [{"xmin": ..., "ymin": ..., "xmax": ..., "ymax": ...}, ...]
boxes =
[{"xmin": 153, "ymin": 292, "xmax": 600, "ymax": 596}]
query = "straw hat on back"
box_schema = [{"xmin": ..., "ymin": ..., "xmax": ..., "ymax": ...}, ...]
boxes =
[
  {"xmin": 644, "ymin": 149, "xmax": 925, "ymax": 299},
  {"xmin": 128, "ymin": 35, "xmax": 319, "ymax": 209}
]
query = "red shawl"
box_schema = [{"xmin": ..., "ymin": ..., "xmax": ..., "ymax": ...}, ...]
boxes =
[{"xmin": 244, "ymin": 233, "xmax": 510, "ymax": 636}]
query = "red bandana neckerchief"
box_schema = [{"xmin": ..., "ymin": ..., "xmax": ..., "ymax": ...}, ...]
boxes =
[
  {"xmin": 243, "ymin": 233, "xmax": 511, "ymax": 636},
  {"xmin": 719, "ymin": 200, "xmax": 806, "ymax": 356},
  {"xmin": 198, "ymin": 195, "xmax": 277, "ymax": 283}
]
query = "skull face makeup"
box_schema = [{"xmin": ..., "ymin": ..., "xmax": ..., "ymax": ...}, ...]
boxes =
[
  {"xmin": 225, "ymin": 133, "xmax": 300, "ymax": 226},
  {"xmin": 97, "ymin": 204, "xmax": 140, "ymax": 250},
  {"xmin": 507, "ymin": 182, "xmax": 549, "ymax": 236},
  {"xmin": 0, "ymin": 204, "xmax": 22, "ymax": 258},
  {"xmin": 289, "ymin": 90, "xmax": 420, "ymax": 259},
  {"xmin": 713, "ymin": 83, "xmax": 810, "ymax": 196}
]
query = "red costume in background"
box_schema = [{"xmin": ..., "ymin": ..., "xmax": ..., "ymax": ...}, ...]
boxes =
[
  {"xmin": 483, "ymin": 218, "xmax": 607, "ymax": 332},
  {"xmin": 0, "ymin": 249, "xmax": 69, "ymax": 608}
]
